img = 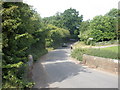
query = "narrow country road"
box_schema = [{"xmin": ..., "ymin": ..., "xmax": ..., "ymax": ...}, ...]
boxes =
[{"xmin": 32, "ymin": 44, "xmax": 118, "ymax": 88}]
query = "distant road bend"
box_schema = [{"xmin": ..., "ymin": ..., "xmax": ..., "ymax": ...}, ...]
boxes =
[{"xmin": 32, "ymin": 44, "xmax": 118, "ymax": 88}]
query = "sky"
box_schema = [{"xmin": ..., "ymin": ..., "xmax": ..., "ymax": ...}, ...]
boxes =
[{"xmin": 23, "ymin": 0, "xmax": 119, "ymax": 21}]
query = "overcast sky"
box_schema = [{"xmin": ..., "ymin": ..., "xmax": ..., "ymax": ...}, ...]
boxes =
[{"xmin": 23, "ymin": 0, "xmax": 119, "ymax": 21}]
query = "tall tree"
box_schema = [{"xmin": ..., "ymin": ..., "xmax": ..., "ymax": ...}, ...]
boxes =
[
  {"xmin": 62, "ymin": 8, "xmax": 83, "ymax": 38},
  {"xmin": 43, "ymin": 8, "xmax": 83, "ymax": 39},
  {"xmin": 89, "ymin": 15, "xmax": 117, "ymax": 41},
  {"xmin": 105, "ymin": 8, "xmax": 120, "ymax": 40},
  {"xmin": 78, "ymin": 20, "xmax": 90, "ymax": 41},
  {"xmin": 105, "ymin": 8, "xmax": 120, "ymax": 18}
]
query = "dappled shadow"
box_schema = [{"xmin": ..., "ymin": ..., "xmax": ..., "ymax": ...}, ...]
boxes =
[
  {"xmin": 40, "ymin": 48, "xmax": 91, "ymax": 85},
  {"xmin": 43, "ymin": 61, "xmax": 91, "ymax": 84},
  {"xmin": 32, "ymin": 46, "xmax": 91, "ymax": 88}
]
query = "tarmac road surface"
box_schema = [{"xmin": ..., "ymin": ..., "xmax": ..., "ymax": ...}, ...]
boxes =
[{"xmin": 32, "ymin": 46, "xmax": 118, "ymax": 88}]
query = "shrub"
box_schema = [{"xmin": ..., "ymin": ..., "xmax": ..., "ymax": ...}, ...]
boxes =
[
  {"xmin": 71, "ymin": 48, "xmax": 87, "ymax": 61},
  {"xmin": 45, "ymin": 24, "xmax": 70, "ymax": 48},
  {"xmin": 2, "ymin": 2, "xmax": 47, "ymax": 88}
]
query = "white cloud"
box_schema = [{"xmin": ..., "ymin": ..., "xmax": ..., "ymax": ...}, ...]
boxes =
[{"xmin": 23, "ymin": 0, "xmax": 119, "ymax": 21}]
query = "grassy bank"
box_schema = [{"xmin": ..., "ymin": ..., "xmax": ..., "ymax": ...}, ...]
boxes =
[
  {"xmin": 71, "ymin": 46, "xmax": 119, "ymax": 61},
  {"xmin": 100, "ymin": 46, "xmax": 118, "ymax": 53},
  {"xmin": 73, "ymin": 41, "xmax": 118, "ymax": 49}
]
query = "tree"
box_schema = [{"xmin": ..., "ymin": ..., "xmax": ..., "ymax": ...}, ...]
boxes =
[
  {"xmin": 105, "ymin": 8, "xmax": 120, "ymax": 40},
  {"xmin": 62, "ymin": 8, "xmax": 83, "ymax": 38},
  {"xmin": 105, "ymin": 8, "xmax": 119, "ymax": 18},
  {"xmin": 89, "ymin": 15, "xmax": 117, "ymax": 41},
  {"xmin": 78, "ymin": 20, "xmax": 90, "ymax": 41},
  {"xmin": 43, "ymin": 13, "xmax": 64, "ymax": 28},
  {"xmin": 45, "ymin": 24, "xmax": 70, "ymax": 48},
  {"xmin": 43, "ymin": 8, "xmax": 83, "ymax": 39}
]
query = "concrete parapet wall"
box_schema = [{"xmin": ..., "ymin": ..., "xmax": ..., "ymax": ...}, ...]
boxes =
[{"xmin": 82, "ymin": 54, "xmax": 118, "ymax": 74}]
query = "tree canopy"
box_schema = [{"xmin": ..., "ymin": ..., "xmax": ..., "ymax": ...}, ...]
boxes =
[
  {"xmin": 43, "ymin": 8, "xmax": 83, "ymax": 39},
  {"xmin": 79, "ymin": 8, "xmax": 119, "ymax": 44}
]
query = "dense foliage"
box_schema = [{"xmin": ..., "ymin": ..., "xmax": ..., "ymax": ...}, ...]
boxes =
[
  {"xmin": 2, "ymin": 2, "xmax": 47, "ymax": 88},
  {"xmin": 43, "ymin": 8, "xmax": 83, "ymax": 39},
  {"xmin": 71, "ymin": 48, "xmax": 86, "ymax": 61},
  {"xmin": 79, "ymin": 8, "xmax": 119, "ymax": 45},
  {"xmin": 89, "ymin": 15, "xmax": 117, "ymax": 41},
  {"xmin": 45, "ymin": 24, "xmax": 70, "ymax": 48},
  {"xmin": 78, "ymin": 20, "xmax": 90, "ymax": 43}
]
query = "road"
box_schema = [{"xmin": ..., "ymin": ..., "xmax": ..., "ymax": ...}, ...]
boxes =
[{"xmin": 32, "ymin": 45, "xmax": 118, "ymax": 88}]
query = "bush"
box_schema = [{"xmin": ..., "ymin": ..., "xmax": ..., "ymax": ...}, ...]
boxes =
[
  {"xmin": 45, "ymin": 24, "xmax": 70, "ymax": 48},
  {"xmin": 71, "ymin": 48, "xmax": 87, "ymax": 61},
  {"xmin": 2, "ymin": 2, "xmax": 47, "ymax": 88}
]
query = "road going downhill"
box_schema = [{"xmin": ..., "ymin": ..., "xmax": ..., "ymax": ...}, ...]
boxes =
[{"xmin": 32, "ymin": 45, "xmax": 118, "ymax": 88}]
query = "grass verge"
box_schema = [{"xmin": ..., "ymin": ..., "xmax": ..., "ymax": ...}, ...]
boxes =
[
  {"xmin": 71, "ymin": 46, "xmax": 119, "ymax": 61},
  {"xmin": 46, "ymin": 47, "xmax": 54, "ymax": 52},
  {"xmin": 100, "ymin": 46, "xmax": 118, "ymax": 53}
]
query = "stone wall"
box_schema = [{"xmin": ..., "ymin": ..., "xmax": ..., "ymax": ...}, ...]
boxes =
[{"xmin": 82, "ymin": 54, "xmax": 118, "ymax": 74}]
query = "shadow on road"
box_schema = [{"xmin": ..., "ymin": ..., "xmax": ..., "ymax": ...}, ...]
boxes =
[
  {"xmin": 32, "ymin": 44, "xmax": 118, "ymax": 88},
  {"xmin": 44, "ymin": 61, "xmax": 91, "ymax": 84},
  {"xmin": 39, "ymin": 47, "xmax": 91, "ymax": 86},
  {"xmin": 32, "ymin": 42, "xmax": 91, "ymax": 88}
]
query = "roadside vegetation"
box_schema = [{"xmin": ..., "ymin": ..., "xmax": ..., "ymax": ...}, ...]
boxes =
[
  {"xmin": 45, "ymin": 24, "xmax": 70, "ymax": 49},
  {"xmin": 1, "ymin": 2, "xmax": 80, "ymax": 88},
  {"xmin": 71, "ymin": 46, "xmax": 119, "ymax": 61},
  {"xmin": 73, "ymin": 40, "xmax": 118, "ymax": 49},
  {"xmin": 78, "ymin": 8, "xmax": 119, "ymax": 45},
  {"xmin": 100, "ymin": 46, "xmax": 118, "ymax": 53},
  {"xmin": 71, "ymin": 8, "xmax": 119, "ymax": 61},
  {"xmin": 2, "ymin": 2, "xmax": 47, "ymax": 88}
]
